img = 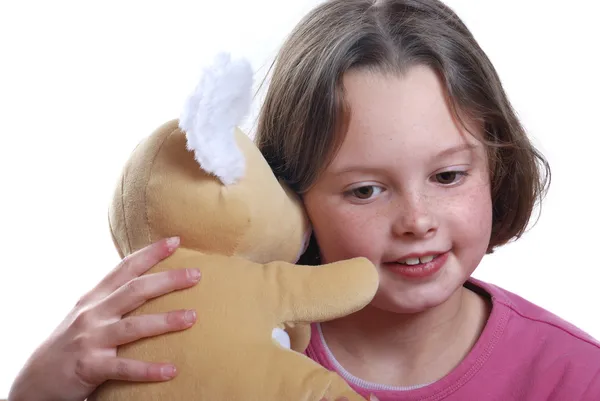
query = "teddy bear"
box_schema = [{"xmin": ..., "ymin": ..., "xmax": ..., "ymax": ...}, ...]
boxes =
[{"xmin": 87, "ymin": 53, "xmax": 379, "ymax": 401}]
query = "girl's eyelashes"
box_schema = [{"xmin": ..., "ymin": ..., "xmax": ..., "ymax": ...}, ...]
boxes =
[
  {"xmin": 432, "ymin": 170, "xmax": 469, "ymax": 186},
  {"xmin": 344, "ymin": 184, "xmax": 385, "ymax": 201},
  {"xmin": 342, "ymin": 170, "xmax": 469, "ymax": 202}
]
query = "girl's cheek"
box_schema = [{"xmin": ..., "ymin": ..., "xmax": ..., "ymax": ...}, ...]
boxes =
[
  {"xmin": 454, "ymin": 186, "xmax": 493, "ymax": 239},
  {"xmin": 316, "ymin": 212, "xmax": 377, "ymax": 260}
]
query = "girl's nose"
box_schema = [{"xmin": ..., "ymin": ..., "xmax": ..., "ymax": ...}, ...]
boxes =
[{"xmin": 392, "ymin": 194, "xmax": 438, "ymax": 239}]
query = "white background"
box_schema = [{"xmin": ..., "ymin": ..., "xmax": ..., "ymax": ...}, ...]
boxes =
[{"xmin": 1, "ymin": 0, "xmax": 599, "ymax": 397}]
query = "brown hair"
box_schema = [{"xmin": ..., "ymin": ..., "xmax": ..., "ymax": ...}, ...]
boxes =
[{"xmin": 255, "ymin": 0, "xmax": 550, "ymax": 259}]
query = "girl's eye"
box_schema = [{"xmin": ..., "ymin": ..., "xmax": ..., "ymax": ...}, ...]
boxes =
[
  {"xmin": 434, "ymin": 171, "xmax": 467, "ymax": 185},
  {"xmin": 349, "ymin": 185, "xmax": 383, "ymax": 200}
]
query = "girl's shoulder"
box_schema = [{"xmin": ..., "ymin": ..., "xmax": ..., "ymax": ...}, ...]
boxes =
[
  {"xmin": 305, "ymin": 278, "xmax": 600, "ymax": 401},
  {"xmin": 470, "ymin": 277, "xmax": 600, "ymax": 348}
]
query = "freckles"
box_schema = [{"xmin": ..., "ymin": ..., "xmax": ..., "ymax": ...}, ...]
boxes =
[
  {"xmin": 338, "ymin": 207, "xmax": 370, "ymax": 229},
  {"xmin": 466, "ymin": 187, "xmax": 491, "ymax": 217},
  {"xmin": 463, "ymin": 185, "xmax": 493, "ymax": 233},
  {"xmin": 441, "ymin": 183, "xmax": 492, "ymax": 227}
]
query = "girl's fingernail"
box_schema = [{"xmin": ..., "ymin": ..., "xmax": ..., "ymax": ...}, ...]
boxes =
[
  {"xmin": 161, "ymin": 365, "xmax": 176, "ymax": 379},
  {"xmin": 166, "ymin": 236, "xmax": 180, "ymax": 251},
  {"xmin": 188, "ymin": 268, "xmax": 201, "ymax": 282},
  {"xmin": 184, "ymin": 309, "xmax": 197, "ymax": 324}
]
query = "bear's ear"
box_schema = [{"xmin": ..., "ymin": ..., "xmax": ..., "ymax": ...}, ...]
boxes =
[{"xmin": 178, "ymin": 53, "xmax": 254, "ymax": 185}]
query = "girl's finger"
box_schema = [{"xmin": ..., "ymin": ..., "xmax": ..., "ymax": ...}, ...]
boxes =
[
  {"xmin": 92, "ymin": 237, "xmax": 180, "ymax": 298},
  {"xmin": 100, "ymin": 309, "xmax": 197, "ymax": 347},
  {"xmin": 76, "ymin": 355, "xmax": 178, "ymax": 385},
  {"xmin": 100, "ymin": 267, "xmax": 201, "ymax": 318}
]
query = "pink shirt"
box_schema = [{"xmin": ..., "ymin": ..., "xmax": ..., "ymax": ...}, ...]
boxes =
[{"xmin": 306, "ymin": 278, "xmax": 600, "ymax": 400}]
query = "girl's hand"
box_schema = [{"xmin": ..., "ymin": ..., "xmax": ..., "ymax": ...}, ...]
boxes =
[{"xmin": 7, "ymin": 237, "xmax": 201, "ymax": 401}]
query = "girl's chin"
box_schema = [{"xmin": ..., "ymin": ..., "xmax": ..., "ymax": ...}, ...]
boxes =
[{"xmin": 369, "ymin": 282, "xmax": 463, "ymax": 315}]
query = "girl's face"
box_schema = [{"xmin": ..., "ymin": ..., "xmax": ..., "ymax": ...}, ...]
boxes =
[{"xmin": 303, "ymin": 65, "xmax": 493, "ymax": 313}]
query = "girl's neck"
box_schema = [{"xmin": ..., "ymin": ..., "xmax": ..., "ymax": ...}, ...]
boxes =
[{"xmin": 319, "ymin": 285, "xmax": 491, "ymax": 387}]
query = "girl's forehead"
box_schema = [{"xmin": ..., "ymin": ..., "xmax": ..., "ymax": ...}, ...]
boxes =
[
  {"xmin": 332, "ymin": 67, "xmax": 484, "ymax": 165},
  {"xmin": 343, "ymin": 67, "xmax": 460, "ymax": 131}
]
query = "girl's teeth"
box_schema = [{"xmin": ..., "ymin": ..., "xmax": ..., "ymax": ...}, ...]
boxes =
[
  {"xmin": 420, "ymin": 255, "xmax": 434, "ymax": 263},
  {"xmin": 398, "ymin": 255, "xmax": 436, "ymax": 265}
]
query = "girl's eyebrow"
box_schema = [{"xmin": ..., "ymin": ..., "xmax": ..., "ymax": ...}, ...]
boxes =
[
  {"xmin": 329, "ymin": 143, "xmax": 478, "ymax": 176},
  {"xmin": 435, "ymin": 143, "xmax": 477, "ymax": 159},
  {"xmin": 329, "ymin": 165, "xmax": 388, "ymax": 177}
]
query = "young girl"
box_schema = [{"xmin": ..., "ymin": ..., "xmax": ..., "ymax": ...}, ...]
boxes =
[{"xmin": 8, "ymin": 0, "xmax": 600, "ymax": 400}]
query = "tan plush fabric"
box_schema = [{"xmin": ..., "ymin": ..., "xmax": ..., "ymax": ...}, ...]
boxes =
[{"xmin": 88, "ymin": 120, "xmax": 379, "ymax": 401}]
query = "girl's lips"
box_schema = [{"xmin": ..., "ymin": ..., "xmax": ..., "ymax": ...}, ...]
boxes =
[{"xmin": 383, "ymin": 251, "xmax": 449, "ymax": 279}]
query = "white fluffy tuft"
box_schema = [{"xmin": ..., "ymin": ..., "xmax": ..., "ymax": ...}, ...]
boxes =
[{"xmin": 179, "ymin": 53, "xmax": 253, "ymax": 185}]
